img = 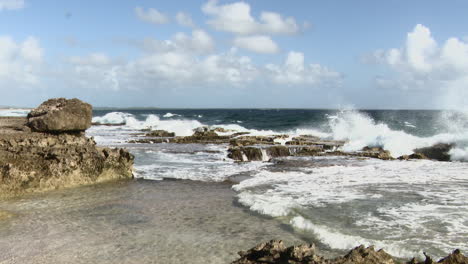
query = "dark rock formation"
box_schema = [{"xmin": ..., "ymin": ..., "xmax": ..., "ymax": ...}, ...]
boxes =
[
  {"xmin": 413, "ymin": 143, "xmax": 453, "ymax": 161},
  {"xmin": 232, "ymin": 240, "xmax": 468, "ymax": 264},
  {"xmin": 0, "ymin": 99, "xmax": 134, "ymax": 199},
  {"xmin": 145, "ymin": 130, "xmax": 175, "ymax": 137},
  {"xmin": 27, "ymin": 98, "xmax": 92, "ymax": 132}
]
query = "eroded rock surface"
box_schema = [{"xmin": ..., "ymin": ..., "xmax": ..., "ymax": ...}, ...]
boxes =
[
  {"xmin": 0, "ymin": 99, "xmax": 134, "ymax": 199},
  {"xmin": 232, "ymin": 240, "xmax": 468, "ymax": 264},
  {"xmin": 27, "ymin": 98, "xmax": 92, "ymax": 132}
]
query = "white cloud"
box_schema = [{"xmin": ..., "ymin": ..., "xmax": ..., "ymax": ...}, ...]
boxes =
[
  {"xmin": 135, "ymin": 6, "xmax": 169, "ymax": 25},
  {"xmin": 0, "ymin": 36, "xmax": 42, "ymax": 86},
  {"xmin": 176, "ymin": 12, "xmax": 195, "ymax": 28},
  {"xmin": 202, "ymin": 0, "xmax": 300, "ymax": 35},
  {"xmin": 0, "ymin": 0, "xmax": 25, "ymax": 11},
  {"xmin": 64, "ymin": 47, "xmax": 341, "ymax": 93},
  {"xmin": 373, "ymin": 24, "xmax": 468, "ymax": 89},
  {"xmin": 141, "ymin": 29, "xmax": 215, "ymax": 54},
  {"xmin": 266, "ymin": 51, "xmax": 342, "ymax": 86},
  {"xmin": 233, "ymin": 35, "xmax": 279, "ymax": 54},
  {"xmin": 373, "ymin": 24, "xmax": 468, "ymax": 109}
]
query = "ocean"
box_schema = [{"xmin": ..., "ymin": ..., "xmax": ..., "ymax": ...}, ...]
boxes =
[
  {"xmin": 1, "ymin": 108, "xmax": 467, "ymax": 263},
  {"xmin": 89, "ymin": 109, "xmax": 468, "ymax": 258}
]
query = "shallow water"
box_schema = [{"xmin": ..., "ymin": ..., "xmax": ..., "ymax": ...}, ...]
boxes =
[{"xmin": 0, "ymin": 179, "xmax": 308, "ymax": 264}]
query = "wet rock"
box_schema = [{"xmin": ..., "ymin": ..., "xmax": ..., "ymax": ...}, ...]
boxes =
[
  {"xmin": 145, "ymin": 130, "xmax": 175, "ymax": 137},
  {"xmin": 398, "ymin": 153, "xmax": 428, "ymax": 160},
  {"xmin": 267, "ymin": 146, "xmax": 291, "ymax": 158},
  {"xmin": 360, "ymin": 147, "xmax": 394, "ymax": 160},
  {"xmin": 413, "ymin": 143, "xmax": 453, "ymax": 161},
  {"xmin": 27, "ymin": 98, "xmax": 92, "ymax": 133},
  {"xmin": 230, "ymin": 136, "xmax": 277, "ymax": 147}
]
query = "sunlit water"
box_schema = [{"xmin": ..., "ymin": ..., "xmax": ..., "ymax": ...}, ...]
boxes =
[
  {"xmin": 0, "ymin": 180, "xmax": 307, "ymax": 264},
  {"xmin": 1, "ymin": 108, "xmax": 467, "ymax": 263}
]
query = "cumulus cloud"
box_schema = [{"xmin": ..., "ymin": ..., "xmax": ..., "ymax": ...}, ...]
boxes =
[
  {"xmin": 135, "ymin": 6, "xmax": 169, "ymax": 25},
  {"xmin": 372, "ymin": 24, "xmax": 468, "ymax": 109},
  {"xmin": 266, "ymin": 51, "xmax": 342, "ymax": 86},
  {"xmin": 202, "ymin": 0, "xmax": 300, "ymax": 35},
  {"xmin": 64, "ymin": 46, "xmax": 341, "ymax": 93},
  {"xmin": 0, "ymin": 0, "xmax": 24, "ymax": 11},
  {"xmin": 176, "ymin": 12, "xmax": 195, "ymax": 28},
  {"xmin": 0, "ymin": 36, "xmax": 43, "ymax": 86},
  {"xmin": 233, "ymin": 35, "xmax": 279, "ymax": 54}
]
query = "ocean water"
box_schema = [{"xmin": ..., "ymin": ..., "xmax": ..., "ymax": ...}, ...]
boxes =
[
  {"xmin": 87, "ymin": 108, "xmax": 468, "ymax": 259},
  {"xmin": 1, "ymin": 108, "xmax": 468, "ymax": 262}
]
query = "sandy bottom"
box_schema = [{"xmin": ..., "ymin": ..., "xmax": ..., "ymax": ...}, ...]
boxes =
[{"xmin": 0, "ymin": 179, "xmax": 308, "ymax": 264}]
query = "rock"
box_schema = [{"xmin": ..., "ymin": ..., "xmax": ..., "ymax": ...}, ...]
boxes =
[
  {"xmin": 230, "ymin": 136, "xmax": 277, "ymax": 147},
  {"xmin": 233, "ymin": 241, "xmax": 467, "ymax": 264},
  {"xmin": 334, "ymin": 245, "xmax": 395, "ymax": 264},
  {"xmin": 145, "ymin": 130, "xmax": 175, "ymax": 137},
  {"xmin": 360, "ymin": 147, "xmax": 394, "ymax": 160},
  {"xmin": 267, "ymin": 146, "xmax": 291, "ymax": 158},
  {"xmin": 398, "ymin": 153, "xmax": 428, "ymax": 160},
  {"xmin": 413, "ymin": 144, "xmax": 453, "ymax": 161},
  {"xmin": 436, "ymin": 249, "xmax": 468, "ymax": 264},
  {"xmin": 1, "ymin": 99, "xmax": 134, "ymax": 199},
  {"xmin": 27, "ymin": 98, "xmax": 92, "ymax": 133}
]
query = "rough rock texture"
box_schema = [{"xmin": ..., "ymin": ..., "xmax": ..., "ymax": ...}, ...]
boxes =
[
  {"xmin": 413, "ymin": 143, "xmax": 453, "ymax": 161},
  {"xmin": 0, "ymin": 99, "xmax": 134, "ymax": 199},
  {"xmin": 232, "ymin": 240, "xmax": 468, "ymax": 264},
  {"xmin": 145, "ymin": 130, "xmax": 175, "ymax": 137},
  {"xmin": 27, "ymin": 98, "xmax": 92, "ymax": 132}
]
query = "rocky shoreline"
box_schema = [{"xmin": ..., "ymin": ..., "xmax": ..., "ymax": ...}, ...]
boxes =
[
  {"xmin": 0, "ymin": 98, "xmax": 134, "ymax": 199},
  {"xmin": 231, "ymin": 240, "xmax": 467, "ymax": 264},
  {"xmin": 126, "ymin": 126, "xmax": 453, "ymax": 162}
]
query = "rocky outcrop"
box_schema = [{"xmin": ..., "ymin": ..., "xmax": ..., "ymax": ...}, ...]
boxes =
[
  {"xmin": 413, "ymin": 143, "xmax": 453, "ymax": 161},
  {"xmin": 232, "ymin": 240, "xmax": 468, "ymax": 264},
  {"xmin": 0, "ymin": 99, "xmax": 134, "ymax": 199},
  {"xmin": 145, "ymin": 130, "xmax": 175, "ymax": 137},
  {"xmin": 27, "ymin": 98, "xmax": 92, "ymax": 132},
  {"xmin": 227, "ymin": 144, "xmax": 393, "ymax": 162}
]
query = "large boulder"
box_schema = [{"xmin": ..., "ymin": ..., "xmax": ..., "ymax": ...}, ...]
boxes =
[{"xmin": 27, "ymin": 98, "xmax": 92, "ymax": 133}]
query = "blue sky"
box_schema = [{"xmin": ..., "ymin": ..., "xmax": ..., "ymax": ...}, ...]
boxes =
[{"xmin": 1, "ymin": 0, "xmax": 468, "ymax": 109}]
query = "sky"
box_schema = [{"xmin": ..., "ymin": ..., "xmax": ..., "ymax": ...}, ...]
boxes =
[{"xmin": 1, "ymin": 0, "xmax": 468, "ymax": 109}]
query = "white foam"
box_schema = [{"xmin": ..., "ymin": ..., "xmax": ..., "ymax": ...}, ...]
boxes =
[
  {"xmin": 163, "ymin": 113, "xmax": 180, "ymax": 118},
  {"xmin": 233, "ymin": 158, "xmax": 468, "ymax": 257},
  {"xmin": 134, "ymin": 147, "xmax": 267, "ymax": 182},
  {"xmin": 0, "ymin": 109, "xmax": 30, "ymax": 117},
  {"xmin": 404, "ymin": 121, "xmax": 416, "ymax": 128},
  {"xmin": 92, "ymin": 112, "xmax": 204, "ymax": 136},
  {"xmin": 328, "ymin": 110, "xmax": 468, "ymax": 159},
  {"xmin": 290, "ymin": 216, "xmax": 420, "ymax": 259},
  {"xmin": 449, "ymin": 146, "xmax": 468, "ymax": 161},
  {"xmin": 92, "ymin": 112, "xmax": 134, "ymax": 124}
]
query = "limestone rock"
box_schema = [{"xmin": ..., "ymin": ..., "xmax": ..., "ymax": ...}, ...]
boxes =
[{"xmin": 27, "ymin": 98, "xmax": 92, "ymax": 132}]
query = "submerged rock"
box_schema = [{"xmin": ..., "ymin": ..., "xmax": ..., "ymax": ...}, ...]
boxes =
[
  {"xmin": 232, "ymin": 240, "xmax": 467, "ymax": 264},
  {"xmin": 27, "ymin": 98, "xmax": 92, "ymax": 133}
]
